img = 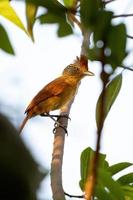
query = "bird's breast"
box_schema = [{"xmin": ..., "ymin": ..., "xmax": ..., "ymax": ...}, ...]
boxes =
[{"xmin": 57, "ymin": 84, "xmax": 77, "ymax": 107}]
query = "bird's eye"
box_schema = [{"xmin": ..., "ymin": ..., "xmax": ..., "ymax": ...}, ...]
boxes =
[
  {"xmin": 74, "ymin": 67, "xmax": 79, "ymax": 71},
  {"xmin": 72, "ymin": 67, "xmax": 80, "ymax": 73}
]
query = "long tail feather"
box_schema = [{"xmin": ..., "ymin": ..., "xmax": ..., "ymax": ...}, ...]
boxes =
[{"xmin": 19, "ymin": 115, "xmax": 29, "ymax": 134}]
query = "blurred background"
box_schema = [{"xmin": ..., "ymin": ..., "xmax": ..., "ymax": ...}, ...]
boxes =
[{"xmin": 0, "ymin": 0, "xmax": 133, "ymax": 199}]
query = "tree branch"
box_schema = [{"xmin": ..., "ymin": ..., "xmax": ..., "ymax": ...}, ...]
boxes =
[
  {"xmin": 69, "ymin": 13, "xmax": 82, "ymax": 31},
  {"xmin": 120, "ymin": 65, "xmax": 133, "ymax": 71},
  {"xmin": 64, "ymin": 191, "xmax": 84, "ymax": 198},
  {"xmin": 113, "ymin": 13, "xmax": 133, "ymax": 18},
  {"xmin": 51, "ymin": 109, "xmax": 70, "ymax": 200},
  {"xmin": 127, "ymin": 34, "xmax": 133, "ymax": 39},
  {"xmin": 102, "ymin": 0, "xmax": 117, "ymax": 5},
  {"xmin": 50, "ymin": 3, "xmax": 92, "ymax": 199},
  {"xmin": 81, "ymin": 29, "xmax": 91, "ymax": 59}
]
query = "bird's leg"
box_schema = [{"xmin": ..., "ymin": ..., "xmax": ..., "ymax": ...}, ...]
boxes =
[
  {"xmin": 40, "ymin": 113, "xmax": 68, "ymax": 134},
  {"xmin": 40, "ymin": 113, "xmax": 71, "ymax": 120},
  {"xmin": 40, "ymin": 113, "xmax": 59, "ymax": 118},
  {"xmin": 40, "ymin": 113, "xmax": 57, "ymax": 123},
  {"xmin": 53, "ymin": 122, "xmax": 68, "ymax": 135}
]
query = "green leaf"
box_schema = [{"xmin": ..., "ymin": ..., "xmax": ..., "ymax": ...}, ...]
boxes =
[
  {"xmin": 26, "ymin": 1, "xmax": 38, "ymax": 41},
  {"xmin": 80, "ymin": 147, "xmax": 93, "ymax": 190},
  {"xmin": 57, "ymin": 21, "xmax": 73, "ymax": 37},
  {"xmin": 0, "ymin": 24, "xmax": 14, "ymax": 55},
  {"xmin": 96, "ymin": 73, "xmax": 122, "ymax": 130},
  {"xmin": 98, "ymin": 169, "xmax": 125, "ymax": 200},
  {"xmin": 39, "ymin": 13, "xmax": 60, "ymax": 24},
  {"xmin": 95, "ymin": 185, "xmax": 114, "ymax": 200},
  {"xmin": 63, "ymin": 0, "xmax": 75, "ymax": 8},
  {"xmin": 88, "ymin": 47, "xmax": 102, "ymax": 61},
  {"xmin": 38, "ymin": 0, "xmax": 73, "ymax": 37},
  {"xmin": 39, "ymin": 12, "xmax": 73, "ymax": 37},
  {"xmin": 93, "ymin": 11, "xmax": 113, "ymax": 43},
  {"xmin": 79, "ymin": 147, "xmax": 133, "ymax": 199},
  {"xmin": 21, "ymin": 0, "xmax": 73, "ymax": 37},
  {"xmin": 122, "ymin": 185, "xmax": 133, "ymax": 199},
  {"xmin": 109, "ymin": 162, "xmax": 133, "ymax": 176},
  {"xmin": 107, "ymin": 24, "xmax": 127, "ymax": 68},
  {"xmin": 25, "ymin": 0, "xmax": 66, "ymax": 10},
  {"xmin": 117, "ymin": 173, "xmax": 133, "ymax": 185},
  {"xmin": 0, "ymin": 0, "xmax": 28, "ymax": 35},
  {"xmin": 79, "ymin": 147, "xmax": 109, "ymax": 191},
  {"xmin": 80, "ymin": 0, "xmax": 99, "ymax": 29}
]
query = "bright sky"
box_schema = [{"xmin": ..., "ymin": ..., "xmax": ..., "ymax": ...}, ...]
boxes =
[{"xmin": 0, "ymin": 1, "xmax": 133, "ymax": 199}]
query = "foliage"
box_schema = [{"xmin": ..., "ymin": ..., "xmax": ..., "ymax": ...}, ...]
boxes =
[
  {"xmin": 80, "ymin": 0, "xmax": 127, "ymax": 69},
  {"xmin": 38, "ymin": 0, "xmax": 73, "ymax": 37},
  {"xmin": 80, "ymin": 147, "xmax": 133, "ymax": 200},
  {"xmin": 96, "ymin": 73, "xmax": 122, "ymax": 130},
  {"xmin": 0, "ymin": 0, "xmax": 28, "ymax": 33},
  {"xmin": 25, "ymin": 1, "xmax": 38, "ymax": 41},
  {"xmin": 0, "ymin": 24, "xmax": 14, "ymax": 54}
]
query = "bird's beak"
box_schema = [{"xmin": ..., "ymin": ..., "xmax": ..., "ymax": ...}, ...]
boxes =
[{"xmin": 84, "ymin": 70, "xmax": 95, "ymax": 76}]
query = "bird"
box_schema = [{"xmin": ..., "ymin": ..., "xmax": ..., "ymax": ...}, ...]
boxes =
[{"xmin": 19, "ymin": 58, "xmax": 94, "ymax": 134}]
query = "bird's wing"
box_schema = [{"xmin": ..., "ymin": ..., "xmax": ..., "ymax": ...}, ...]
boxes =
[{"xmin": 25, "ymin": 76, "xmax": 71, "ymax": 113}]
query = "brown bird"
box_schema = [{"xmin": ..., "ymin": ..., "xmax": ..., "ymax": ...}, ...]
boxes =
[{"xmin": 19, "ymin": 59, "xmax": 94, "ymax": 134}]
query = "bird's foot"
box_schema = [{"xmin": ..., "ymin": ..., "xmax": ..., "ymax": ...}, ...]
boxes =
[
  {"xmin": 40, "ymin": 113, "xmax": 71, "ymax": 121},
  {"xmin": 53, "ymin": 121, "xmax": 68, "ymax": 135},
  {"xmin": 40, "ymin": 113, "xmax": 69, "ymax": 135}
]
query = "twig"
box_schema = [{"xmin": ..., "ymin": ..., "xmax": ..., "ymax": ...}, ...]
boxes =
[
  {"xmin": 69, "ymin": 13, "xmax": 82, "ymax": 31},
  {"xmin": 127, "ymin": 34, "xmax": 133, "ymax": 39},
  {"xmin": 64, "ymin": 192, "xmax": 84, "ymax": 198},
  {"xmin": 103, "ymin": 0, "xmax": 116, "ymax": 4},
  {"xmin": 113, "ymin": 13, "xmax": 133, "ymax": 18},
  {"xmin": 120, "ymin": 65, "xmax": 133, "ymax": 71},
  {"xmin": 50, "ymin": 3, "xmax": 92, "ymax": 200},
  {"xmin": 81, "ymin": 29, "xmax": 91, "ymax": 59}
]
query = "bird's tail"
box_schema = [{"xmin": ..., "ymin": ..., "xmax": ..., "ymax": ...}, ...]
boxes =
[{"xmin": 19, "ymin": 115, "xmax": 29, "ymax": 134}]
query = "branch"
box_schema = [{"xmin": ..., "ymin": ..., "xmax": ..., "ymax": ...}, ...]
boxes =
[
  {"xmin": 50, "ymin": 106, "xmax": 71, "ymax": 200},
  {"xmin": 113, "ymin": 13, "xmax": 133, "ymax": 18},
  {"xmin": 64, "ymin": 192, "xmax": 84, "ymax": 198},
  {"xmin": 103, "ymin": 0, "xmax": 116, "ymax": 4},
  {"xmin": 120, "ymin": 65, "xmax": 133, "ymax": 71},
  {"xmin": 81, "ymin": 29, "xmax": 91, "ymax": 59},
  {"xmin": 69, "ymin": 13, "xmax": 82, "ymax": 31},
  {"xmin": 50, "ymin": 4, "xmax": 92, "ymax": 199},
  {"xmin": 127, "ymin": 34, "xmax": 133, "ymax": 39}
]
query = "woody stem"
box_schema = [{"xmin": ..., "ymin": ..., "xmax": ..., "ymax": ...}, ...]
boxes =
[{"xmin": 50, "ymin": 6, "xmax": 92, "ymax": 200}]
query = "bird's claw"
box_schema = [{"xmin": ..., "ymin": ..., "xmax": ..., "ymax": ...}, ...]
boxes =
[
  {"xmin": 40, "ymin": 113, "xmax": 71, "ymax": 121},
  {"xmin": 53, "ymin": 121, "xmax": 68, "ymax": 135},
  {"xmin": 40, "ymin": 113, "xmax": 69, "ymax": 135}
]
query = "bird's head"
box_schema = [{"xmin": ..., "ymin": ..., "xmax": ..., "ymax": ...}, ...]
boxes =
[{"xmin": 62, "ymin": 63, "xmax": 94, "ymax": 79}]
